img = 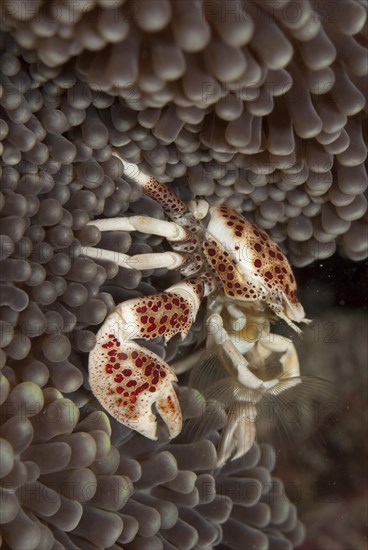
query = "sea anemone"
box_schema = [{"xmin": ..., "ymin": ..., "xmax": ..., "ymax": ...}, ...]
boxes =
[
  {"xmin": 1, "ymin": 0, "xmax": 366, "ymax": 265},
  {"xmin": 0, "ymin": 382, "xmax": 305, "ymax": 549}
]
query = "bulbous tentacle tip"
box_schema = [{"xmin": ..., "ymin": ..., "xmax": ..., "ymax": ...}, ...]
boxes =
[{"xmin": 88, "ymin": 322, "xmax": 182, "ymax": 440}]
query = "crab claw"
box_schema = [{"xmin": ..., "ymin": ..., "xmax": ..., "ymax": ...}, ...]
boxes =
[
  {"xmin": 257, "ymin": 333, "xmax": 301, "ymax": 380},
  {"xmin": 115, "ymin": 276, "xmax": 206, "ymax": 343},
  {"xmin": 89, "ymin": 312, "xmax": 182, "ymax": 440}
]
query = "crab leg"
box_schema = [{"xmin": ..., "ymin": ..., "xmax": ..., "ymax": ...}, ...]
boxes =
[
  {"xmin": 89, "ymin": 276, "xmax": 211, "ymax": 439},
  {"xmin": 87, "ymin": 216, "xmax": 188, "ymax": 241},
  {"xmin": 113, "ymin": 153, "xmax": 187, "ymax": 220},
  {"xmin": 82, "ymin": 246, "xmax": 202, "ymax": 276},
  {"xmin": 81, "ymin": 247, "xmax": 187, "ymax": 270}
]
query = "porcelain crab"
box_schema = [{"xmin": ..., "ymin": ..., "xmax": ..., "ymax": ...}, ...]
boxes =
[{"xmin": 84, "ymin": 155, "xmax": 309, "ymax": 461}]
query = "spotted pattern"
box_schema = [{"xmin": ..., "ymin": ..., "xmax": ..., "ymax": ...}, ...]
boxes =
[
  {"xmin": 89, "ymin": 331, "xmax": 180, "ymax": 436},
  {"xmin": 124, "ymin": 278, "xmax": 204, "ymax": 341},
  {"xmin": 144, "ymin": 176, "xmax": 187, "ymax": 219},
  {"xmin": 178, "ymin": 252, "xmax": 203, "ymax": 276},
  {"xmin": 172, "ymin": 238, "xmax": 199, "ymax": 254},
  {"xmin": 171, "ymin": 214, "xmax": 204, "ymax": 263},
  {"xmin": 202, "ymin": 237, "xmax": 262, "ymax": 300},
  {"xmin": 217, "ymin": 206, "xmax": 299, "ymax": 305}
]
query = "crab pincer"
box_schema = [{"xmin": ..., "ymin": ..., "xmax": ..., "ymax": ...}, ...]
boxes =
[{"xmin": 89, "ymin": 277, "xmax": 207, "ymax": 439}]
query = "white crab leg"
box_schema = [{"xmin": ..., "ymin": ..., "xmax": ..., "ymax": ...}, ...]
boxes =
[
  {"xmin": 80, "ymin": 247, "xmax": 187, "ymax": 270},
  {"xmin": 207, "ymin": 314, "xmax": 279, "ymax": 391},
  {"xmin": 87, "ymin": 216, "xmax": 188, "ymax": 241}
]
